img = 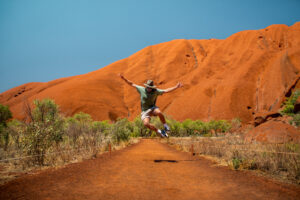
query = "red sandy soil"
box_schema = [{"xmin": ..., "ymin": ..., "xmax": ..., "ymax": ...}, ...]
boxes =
[
  {"xmin": 0, "ymin": 139, "xmax": 299, "ymax": 200},
  {"xmin": 1, "ymin": 22, "xmax": 300, "ymax": 123}
]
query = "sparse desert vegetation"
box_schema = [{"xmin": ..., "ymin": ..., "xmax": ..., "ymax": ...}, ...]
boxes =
[
  {"xmin": 0, "ymin": 98, "xmax": 233, "ymax": 183},
  {"xmin": 164, "ymin": 90, "xmax": 300, "ymax": 184},
  {"xmin": 0, "ymin": 91, "xmax": 300, "ymax": 185},
  {"xmin": 0, "ymin": 99, "xmax": 140, "ymax": 183},
  {"xmin": 165, "ymin": 136, "xmax": 300, "ymax": 184}
]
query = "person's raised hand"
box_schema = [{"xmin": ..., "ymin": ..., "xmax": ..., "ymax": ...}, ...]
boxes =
[
  {"xmin": 177, "ymin": 82, "xmax": 183, "ymax": 88},
  {"xmin": 118, "ymin": 73, "xmax": 124, "ymax": 79}
]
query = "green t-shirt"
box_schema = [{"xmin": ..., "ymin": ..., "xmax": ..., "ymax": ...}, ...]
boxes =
[{"xmin": 135, "ymin": 85, "xmax": 164, "ymax": 111}]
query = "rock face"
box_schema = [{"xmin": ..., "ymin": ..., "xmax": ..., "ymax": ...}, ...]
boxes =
[
  {"xmin": 253, "ymin": 111, "xmax": 281, "ymax": 126},
  {"xmin": 1, "ymin": 22, "xmax": 300, "ymax": 122},
  {"xmin": 244, "ymin": 121, "xmax": 300, "ymax": 143}
]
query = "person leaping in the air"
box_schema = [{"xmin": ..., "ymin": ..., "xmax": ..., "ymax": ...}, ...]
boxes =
[{"xmin": 119, "ymin": 74, "xmax": 183, "ymax": 138}]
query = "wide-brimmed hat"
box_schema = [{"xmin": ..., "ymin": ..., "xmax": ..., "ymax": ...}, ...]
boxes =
[{"xmin": 144, "ymin": 80, "xmax": 156, "ymax": 89}]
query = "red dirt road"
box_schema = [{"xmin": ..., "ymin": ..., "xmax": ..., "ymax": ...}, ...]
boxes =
[{"xmin": 1, "ymin": 139, "xmax": 299, "ymax": 200}]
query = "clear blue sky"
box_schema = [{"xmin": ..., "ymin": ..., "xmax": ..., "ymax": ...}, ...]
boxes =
[{"xmin": 1, "ymin": 0, "xmax": 299, "ymax": 93}]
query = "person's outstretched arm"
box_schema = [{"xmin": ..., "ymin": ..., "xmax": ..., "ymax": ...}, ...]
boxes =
[
  {"xmin": 119, "ymin": 74, "xmax": 138, "ymax": 88},
  {"xmin": 163, "ymin": 82, "xmax": 183, "ymax": 93}
]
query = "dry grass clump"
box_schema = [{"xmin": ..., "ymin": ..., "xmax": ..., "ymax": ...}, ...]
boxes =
[{"xmin": 167, "ymin": 136, "xmax": 300, "ymax": 184}]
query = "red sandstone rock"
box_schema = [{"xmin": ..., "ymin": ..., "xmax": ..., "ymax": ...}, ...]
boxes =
[
  {"xmin": 253, "ymin": 111, "xmax": 281, "ymax": 126},
  {"xmin": 1, "ymin": 22, "xmax": 300, "ymax": 123},
  {"xmin": 244, "ymin": 121, "xmax": 300, "ymax": 143}
]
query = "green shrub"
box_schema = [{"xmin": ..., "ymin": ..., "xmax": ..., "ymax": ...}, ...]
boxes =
[
  {"xmin": 182, "ymin": 119, "xmax": 194, "ymax": 136},
  {"xmin": 232, "ymin": 158, "xmax": 241, "ymax": 170},
  {"xmin": 65, "ymin": 117, "xmax": 81, "ymax": 145},
  {"xmin": 194, "ymin": 120, "xmax": 209, "ymax": 135},
  {"xmin": 291, "ymin": 114, "xmax": 300, "ymax": 126},
  {"xmin": 164, "ymin": 118, "xmax": 233, "ymax": 137},
  {"xmin": 0, "ymin": 104, "xmax": 13, "ymax": 150},
  {"xmin": 65, "ymin": 112, "xmax": 97, "ymax": 146},
  {"xmin": 111, "ymin": 118, "xmax": 132, "ymax": 143},
  {"xmin": 218, "ymin": 120, "xmax": 232, "ymax": 133},
  {"xmin": 25, "ymin": 99, "xmax": 65, "ymax": 165},
  {"xmin": 129, "ymin": 117, "xmax": 148, "ymax": 138},
  {"xmin": 207, "ymin": 120, "xmax": 231, "ymax": 136},
  {"xmin": 0, "ymin": 104, "xmax": 12, "ymax": 125},
  {"xmin": 32, "ymin": 99, "xmax": 59, "ymax": 122},
  {"xmin": 280, "ymin": 90, "xmax": 300, "ymax": 127},
  {"xmin": 282, "ymin": 105, "xmax": 295, "ymax": 114},
  {"xmin": 166, "ymin": 118, "xmax": 182, "ymax": 136},
  {"xmin": 132, "ymin": 117, "xmax": 149, "ymax": 137},
  {"xmin": 6, "ymin": 119, "xmax": 25, "ymax": 150},
  {"xmin": 73, "ymin": 112, "xmax": 92, "ymax": 124},
  {"xmin": 281, "ymin": 90, "xmax": 300, "ymax": 116},
  {"xmin": 92, "ymin": 120, "xmax": 111, "ymax": 136}
]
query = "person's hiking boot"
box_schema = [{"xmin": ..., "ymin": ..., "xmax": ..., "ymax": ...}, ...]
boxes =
[
  {"xmin": 158, "ymin": 129, "xmax": 169, "ymax": 138},
  {"xmin": 161, "ymin": 130, "xmax": 169, "ymax": 138},
  {"xmin": 164, "ymin": 124, "xmax": 170, "ymax": 132},
  {"xmin": 158, "ymin": 129, "xmax": 164, "ymax": 137}
]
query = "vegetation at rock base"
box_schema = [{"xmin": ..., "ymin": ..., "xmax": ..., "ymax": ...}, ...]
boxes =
[
  {"xmin": 281, "ymin": 90, "xmax": 300, "ymax": 115},
  {"xmin": 0, "ymin": 98, "xmax": 234, "ymax": 170},
  {"xmin": 281, "ymin": 90, "xmax": 300, "ymax": 126},
  {"xmin": 1, "ymin": 97, "xmax": 299, "ymax": 185}
]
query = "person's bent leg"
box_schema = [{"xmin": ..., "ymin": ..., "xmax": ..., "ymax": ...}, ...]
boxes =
[
  {"xmin": 153, "ymin": 108, "xmax": 170, "ymax": 132},
  {"xmin": 153, "ymin": 108, "xmax": 166, "ymax": 124},
  {"xmin": 143, "ymin": 117, "xmax": 158, "ymax": 132},
  {"xmin": 142, "ymin": 117, "xmax": 164, "ymax": 137}
]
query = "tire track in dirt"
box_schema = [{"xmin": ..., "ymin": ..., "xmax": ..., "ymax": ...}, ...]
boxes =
[{"xmin": 0, "ymin": 139, "xmax": 299, "ymax": 200}]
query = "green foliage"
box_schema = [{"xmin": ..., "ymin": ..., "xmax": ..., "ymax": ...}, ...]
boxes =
[
  {"xmin": 0, "ymin": 104, "xmax": 12, "ymax": 126},
  {"xmin": 111, "ymin": 118, "xmax": 132, "ymax": 143},
  {"xmin": 194, "ymin": 120, "xmax": 210, "ymax": 135},
  {"xmin": 165, "ymin": 117, "xmax": 232, "ymax": 137},
  {"xmin": 282, "ymin": 105, "xmax": 295, "ymax": 114},
  {"xmin": 290, "ymin": 114, "xmax": 300, "ymax": 126},
  {"xmin": 0, "ymin": 126, "xmax": 9, "ymax": 150},
  {"xmin": 132, "ymin": 117, "xmax": 147, "ymax": 137},
  {"xmin": 208, "ymin": 120, "xmax": 231, "ymax": 134},
  {"xmin": 92, "ymin": 120, "xmax": 111, "ymax": 136},
  {"xmin": 0, "ymin": 104, "xmax": 12, "ymax": 150},
  {"xmin": 169, "ymin": 119, "xmax": 183, "ymax": 136},
  {"xmin": 232, "ymin": 158, "xmax": 241, "ymax": 170},
  {"xmin": 6, "ymin": 119, "xmax": 25, "ymax": 149},
  {"xmin": 25, "ymin": 99, "xmax": 65, "ymax": 165},
  {"xmin": 65, "ymin": 112, "xmax": 95, "ymax": 146},
  {"xmin": 167, "ymin": 118, "xmax": 202, "ymax": 137},
  {"xmin": 280, "ymin": 90, "xmax": 300, "ymax": 127},
  {"xmin": 232, "ymin": 150, "xmax": 242, "ymax": 170},
  {"xmin": 73, "ymin": 112, "xmax": 93, "ymax": 124},
  {"xmin": 0, "ymin": 104, "xmax": 12, "ymax": 132},
  {"xmin": 32, "ymin": 99, "xmax": 59, "ymax": 122},
  {"xmin": 281, "ymin": 90, "xmax": 300, "ymax": 116},
  {"xmin": 182, "ymin": 119, "xmax": 194, "ymax": 135}
]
